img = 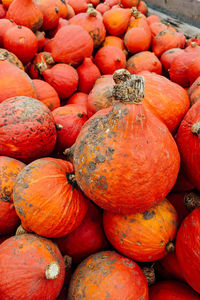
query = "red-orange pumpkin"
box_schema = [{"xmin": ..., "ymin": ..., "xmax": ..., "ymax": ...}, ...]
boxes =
[
  {"xmin": 37, "ymin": 0, "xmax": 60, "ymax": 31},
  {"xmin": 149, "ymin": 22, "xmax": 168, "ymax": 38},
  {"xmin": 68, "ymin": 0, "xmax": 89, "ymax": 14},
  {"xmin": 187, "ymin": 36, "xmax": 200, "ymax": 47},
  {"xmin": 68, "ymin": 251, "xmax": 148, "ymax": 299},
  {"xmin": 187, "ymin": 75, "xmax": 200, "ymax": 106},
  {"xmin": 146, "ymin": 14, "xmax": 160, "ymax": 25},
  {"xmin": 35, "ymin": 30, "xmax": 45, "ymax": 51},
  {"xmin": 137, "ymin": 0, "xmax": 148, "ymax": 15},
  {"xmin": 126, "ymin": 51, "xmax": 162, "ymax": 74},
  {"xmin": 28, "ymin": 51, "xmax": 55, "ymax": 79},
  {"xmin": 103, "ymin": 199, "xmax": 177, "ymax": 262},
  {"xmin": 6, "ymin": 0, "xmax": 43, "ymax": 31},
  {"xmin": 3, "ymin": 25, "xmax": 38, "ymax": 64},
  {"xmin": 66, "ymin": 3, "xmax": 75, "ymax": 19},
  {"xmin": 48, "ymin": 18, "xmax": 68, "ymax": 38},
  {"xmin": 121, "ymin": 0, "xmax": 139, "ymax": 8},
  {"xmin": 50, "ymin": 25, "xmax": 94, "ymax": 66},
  {"xmin": 0, "ymin": 234, "xmax": 65, "ymax": 299},
  {"xmin": 0, "ymin": 156, "xmax": 25, "ymax": 235},
  {"xmin": 0, "ymin": 97, "xmax": 57, "ymax": 162},
  {"xmin": 0, "ymin": 48, "xmax": 24, "ymax": 70},
  {"xmin": 67, "ymin": 92, "xmax": 88, "ymax": 113},
  {"xmin": 158, "ymin": 253, "xmax": 185, "ymax": 281},
  {"xmin": 103, "ymin": 35, "xmax": 125, "ymax": 51},
  {"xmin": 160, "ymin": 48, "xmax": 184, "ymax": 72},
  {"xmin": 166, "ymin": 192, "xmax": 191, "ymax": 225},
  {"xmin": 55, "ymin": 201, "xmax": 108, "ymax": 263},
  {"xmin": 96, "ymin": 2, "xmax": 110, "ymax": 15},
  {"xmin": 13, "ymin": 158, "xmax": 89, "ymax": 237},
  {"xmin": 152, "ymin": 30, "xmax": 180, "ymax": 57},
  {"xmin": 2, "ymin": 0, "xmax": 13, "ymax": 8},
  {"xmin": 43, "ymin": 63, "xmax": 79, "ymax": 99},
  {"xmin": 0, "ymin": 18, "xmax": 15, "ymax": 47},
  {"xmin": 56, "ymin": 0, "xmax": 68, "ymax": 18},
  {"xmin": 188, "ymin": 55, "xmax": 200, "ymax": 85},
  {"xmin": 0, "ymin": 4, "xmax": 6, "ymax": 18},
  {"xmin": 72, "ymin": 71, "xmax": 180, "ymax": 214}
]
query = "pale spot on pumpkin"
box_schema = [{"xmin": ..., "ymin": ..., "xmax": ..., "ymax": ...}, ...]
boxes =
[
  {"xmin": 6, "ymin": 144, "xmax": 19, "ymax": 151},
  {"xmin": 19, "ymin": 37, "xmax": 24, "ymax": 42}
]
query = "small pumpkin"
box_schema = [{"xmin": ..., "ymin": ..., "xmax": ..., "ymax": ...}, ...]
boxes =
[
  {"xmin": 13, "ymin": 158, "xmax": 88, "ymax": 238},
  {"xmin": 68, "ymin": 251, "xmax": 148, "ymax": 300},
  {"xmin": 152, "ymin": 29, "xmax": 180, "ymax": 57},
  {"xmin": 160, "ymin": 48, "xmax": 184, "ymax": 72},
  {"xmin": 0, "ymin": 234, "xmax": 65, "ymax": 300}
]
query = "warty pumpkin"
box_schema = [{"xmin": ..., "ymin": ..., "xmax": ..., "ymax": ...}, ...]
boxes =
[
  {"xmin": 0, "ymin": 48, "xmax": 24, "ymax": 70},
  {"xmin": 71, "ymin": 70, "xmax": 180, "ymax": 214}
]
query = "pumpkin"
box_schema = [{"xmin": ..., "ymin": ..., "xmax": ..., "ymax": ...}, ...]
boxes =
[
  {"xmin": 43, "ymin": 63, "xmax": 79, "ymax": 99},
  {"xmin": 94, "ymin": 46, "xmax": 126, "ymax": 75},
  {"xmin": 176, "ymin": 208, "xmax": 200, "ymax": 293},
  {"xmin": 0, "ymin": 48, "xmax": 24, "ymax": 70},
  {"xmin": 3, "ymin": 25, "xmax": 38, "ymax": 64},
  {"xmin": 0, "ymin": 97, "xmax": 57, "ymax": 162},
  {"xmin": 149, "ymin": 22, "xmax": 168, "ymax": 38},
  {"xmin": 172, "ymin": 165, "xmax": 194, "ymax": 192},
  {"xmin": 177, "ymin": 32, "xmax": 186, "ymax": 48},
  {"xmin": 0, "ymin": 61, "xmax": 36, "ymax": 103},
  {"xmin": 103, "ymin": 7, "xmax": 132, "ymax": 36},
  {"xmin": 103, "ymin": 35, "xmax": 125, "ymax": 51},
  {"xmin": 37, "ymin": 0, "xmax": 60, "ymax": 31},
  {"xmin": 126, "ymin": 51, "xmax": 162, "ymax": 75},
  {"xmin": 6, "ymin": 0, "xmax": 43, "ymax": 31},
  {"xmin": 0, "ymin": 234, "xmax": 65, "ymax": 300},
  {"xmin": 55, "ymin": 201, "xmax": 108, "ymax": 264},
  {"xmin": 188, "ymin": 55, "xmax": 200, "ymax": 85},
  {"xmin": 96, "ymin": 2, "xmax": 110, "ymax": 15},
  {"xmin": 56, "ymin": 0, "xmax": 68, "ymax": 19},
  {"xmin": 2, "ymin": 0, "xmax": 13, "ymax": 8},
  {"xmin": 68, "ymin": 0, "xmax": 89, "ymax": 14},
  {"xmin": 35, "ymin": 30, "xmax": 45, "ymax": 51},
  {"xmin": 28, "ymin": 51, "xmax": 55, "ymax": 79},
  {"xmin": 106, "ymin": 0, "xmax": 120, "ymax": 7},
  {"xmin": 0, "ymin": 18, "xmax": 15, "ymax": 48},
  {"xmin": 77, "ymin": 57, "xmax": 101, "ymax": 94},
  {"xmin": 32, "ymin": 79, "xmax": 60, "ymax": 111},
  {"xmin": 158, "ymin": 253, "xmax": 185, "ymax": 281},
  {"xmin": 146, "ymin": 14, "xmax": 160, "ymax": 25},
  {"xmin": 137, "ymin": 0, "xmax": 148, "ymax": 15},
  {"xmin": 103, "ymin": 199, "xmax": 177, "ymax": 262},
  {"xmin": 52, "ymin": 104, "xmax": 88, "ymax": 151},
  {"xmin": 127, "ymin": 9, "xmax": 147, "ymax": 31},
  {"xmin": 48, "ymin": 18, "xmax": 68, "ymax": 38},
  {"xmin": 176, "ymin": 100, "xmax": 200, "ymax": 189},
  {"xmin": 68, "ymin": 5, "xmax": 106, "ymax": 48},
  {"xmin": 160, "ymin": 48, "xmax": 184, "ymax": 72},
  {"xmin": 13, "ymin": 158, "xmax": 88, "ymax": 238},
  {"xmin": 150, "ymin": 280, "xmax": 200, "ymax": 299},
  {"xmin": 188, "ymin": 76, "xmax": 200, "ymax": 106},
  {"xmin": 0, "ymin": 156, "xmax": 25, "ymax": 235},
  {"xmin": 152, "ymin": 30, "xmax": 180, "ymax": 57},
  {"xmin": 68, "ymin": 251, "xmax": 148, "ymax": 299},
  {"xmin": 50, "ymin": 25, "xmax": 94, "ymax": 66},
  {"xmin": 121, "ymin": 0, "xmax": 139, "ymax": 8},
  {"xmin": 0, "ymin": 4, "xmax": 6, "ymax": 18},
  {"xmin": 71, "ymin": 70, "xmax": 180, "ymax": 214},
  {"xmin": 67, "ymin": 92, "xmax": 88, "ymax": 113},
  {"xmin": 66, "ymin": 4, "xmax": 75, "ymax": 19}
]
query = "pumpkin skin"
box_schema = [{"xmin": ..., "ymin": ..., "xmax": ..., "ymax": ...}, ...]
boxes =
[
  {"xmin": 94, "ymin": 46, "xmax": 126, "ymax": 75},
  {"xmin": 96, "ymin": 2, "xmax": 110, "ymax": 15},
  {"xmin": 55, "ymin": 201, "xmax": 108, "ymax": 264},
  {"xmin": 35, "ymin": 30, "xmax": 45, "ymax": 51},
  {"xmin": 124, "ymin": 25, "xmax": 152, "ymax": 54},
  {"xmin": 0, "ymin": 156, "xmax": 25, "ymax": 235},
  {"xmin": 3, "ymin": 25, "xmax": 38, "ymax": 64},
  {"xmin": 0, "ymin": 5, "xmax": 6, "ymax": 19},
  {"xmin": 77, "ymin": 57, "xmax": 101, "ymax": 94},
  {"xmin": 0, "ymin": 48, "xmax": 24, "ymax": 70},
  {"xmin": 137, "ymin": 0, "xmax": 148, "ymax": 15},
  {"xmin": 50, "ymin": 25, "xmax": 94, "ymax": 66},
  {"xmin": 146, "ymin": 15, "xmax": 160, "ymax": 26},
  {"xmin": 52, "ymin": 104, "xmax": 88, "ymax": 151},
  {"xmin": 68, "ymin": 6, "xmax": 106, "ymax": 48},
  {"xmin": 49, "ymin": 18, "xmax": 68, "ymax": 38},
  {"xmin": 0, "ymin": 19, "xmax": 15, "ymax": 48},
  {"xmin": 152, "ymin": 30, "xmax": 180, "ymax": 57},
  {"xmin": 158, "ymin": 252, "xmax": 185, "ymax": 281},
  {"xmin": 176, "ymin": 100, "xmax": 200, "ymax": 190},
  {"xmin": 126, "ymin": 51, "xmax": 162, "ymax": 75},
  {"xmin": 0, "ymin": 61, "xmax": 37, "ymax": 104},
  {"xmin": 103, "ymin": 199, "xmax": 177, "ymax": 262},
  {"xmin": 0, "ymin": 97, "xmax": 57, "ymax": 163},
  {"xmin": 172, "ymin": 165, "xmax": 194, "ymax": 192},
  {"xmin": 67, "ymin": 92, "xmax": 88, "ymax": 113},
  {"xmin": 0, "ymin": 234, "xmax": 65, "ymax": 300},
  {"xmin": 188, "ymin": 76, "xmax": 200, "ymax": 106},
  {"xmin": 32, "ymin": 79, "xmax": 60, "ymax": 111},
  {"xmin": 13, "ymin": 158, "xmax": 88, "ymax": 238},
  {"xmin": 121, "ymin": 0, "xmax": 139, "ymax": 8},
  {"xmin": 188, "ymin": 55, "xmax": 200, "ymax": 85},
  {"xmin": 149, "ymin": 280, "xmax": 200, "ymax": 300},
  {"xmin": 103, "ymin": 35, "xmax": 125, "ymax": 51},
  {"xmin": 66, "ymin": 3, "xmax": 75, "ymax": 19},
  {"xmin": 160, "ymin": 48, "xmax": 184, "ymax": 72},
  {"xmin": 73, "ymin": 73, "xmax": 180, "ymax": 214},
  {"xmin": 37, "ymin": 0, "xmax": 60, "ymax": 31},
  {"xmin": 43, "ymin": 63, "xmax": 79, "ymax": 99},
  {"xmin": 166, "ymin": 192, "xmax": 190, "ymax": 225},
  {"xmin": 6, "ymin": 0, "xmax": 43, "ymax": 31},
  {"xmin": 149, "ymin": 22, "xmax": 168, "ymax": 38},
  {"xmin": 68, "ymin": 251, "xmax": 149, "ymax": 300},
  {"xmin": 68, "ymin": 0, "xmax": 89, "ymax": 14},
  {"xmin": 176, "ymin": 208, "xmax": 200, "ymax": 293}
]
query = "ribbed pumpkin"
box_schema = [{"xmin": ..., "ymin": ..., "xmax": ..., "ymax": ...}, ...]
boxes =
[
  {"xmin": 67, "ymin": 92, "xmax": 88, "ymax": 113},
  {"xmin": 13, "ymin": 158, "xmax": 88, "ymax": 237},
  {"xmin": 188, "ymin": 55, "xmax": 200, "ymax": 85},
  {"xmin": 72, "ymin": 70, "xmax": 180, "ymax": 214},
  {"xmin": 28, "ymin": 51, "xmax": 55, "ymax": 79},
  {"xmin": 0, "ymin": 156, "xmax": 25, "ymax": 235},
  {"xmin": 103, "ymin": 199, "xmax": 177, "ymax": 262},
  {"xmin": 152, "ymin": 30, "xmax": 180, "ymax": 57},
  {"xmin": 55, "ymin": 201, "xmax": 108, "ymax": 264},
  {"xmin": 0, "ymin": 61, "xmax": 36, "ymax": 103},
  {"xmin": 160, "ymin": 48, "xmax": 184, "ymax": 72},
  {"xmin": 188, "ymin": 75, "xmax": 200, "ymax": 106},
  {"xmin": 150, "ymin": 280, "xmax": 200, "ymax": 300},
  {"xmin": 176, "ymin": 100, "xmax": 200, "ymax": 189},
  {"xmin": 68, "ymin": 5, "xmax": 106, "ymax": 48},
  {"xmin": 6, "ymin": 0, "xmax": 43, "ymax": 31},
  {"xmin": 0, "ymin": 97, "xmax": 57, "ymax": 162},
  {"xmin": 32, "ymin": 79, "xmax": 60, "ymax": 111},
  {"xmin": 0, "ymin": 234, "xmax": 65, "ymax": 300},
  {"xmin": 176, "ymin": 208, "xmax": 200, "ymax": 293},
  {"xmin": 0, "ymin": 48, "xmax": 24, "ymax": 70},
  {"xmin": 126, "ymin": 51, "xmax": 162, "ymax": 74},
  {"xmin": 68, "ymin": 251, "xmax": 148, "ymax": 300},
  {"xmin": 52, "ymin": 104, "xmax": 88, "ymax": 151},
  {"xmin": 3, "ymin": 25, "xmax": 38, "ymax": 64},
  {"xmin": 0, "ymin": 19, "xmax": 15, "ymax": 47},
  {"xmin": 158, "ymin": 253, "xmax": 185, "ymax": 281},
  {"xmin": 50, "ymin": 25, "xmax": 94, "ymax": 66}
]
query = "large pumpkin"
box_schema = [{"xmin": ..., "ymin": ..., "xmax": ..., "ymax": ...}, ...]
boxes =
[
  {"xmin": 103, "ymin": 199, "xmax": 177, "ymax": 262},
  {"xmin": 72, "ymin": 70, "xmax": 180, "ymax": 214},
  {"xmin": 0, "ymin": 234, "xmax": 65, "ymax": 300},
  {"xmin": 13, "ymin": 158, "xmax": 88, "ymax": 238},
  {"xmin": 0, "ymin": 97, "xmax": 57, "ymax": 163},
  {"xmin": 0, "ymin": 156, "xmax": 25, "ymax": 235},
  {"xmin": 68, "ymin": 251, "xmax": 148, "ymax": 299}
]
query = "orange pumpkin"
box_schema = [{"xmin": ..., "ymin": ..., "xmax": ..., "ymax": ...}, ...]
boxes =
[
  {"xmin": 0, "ymin": 18, "xmax": 15, "ymax": 48},
  {"xmin": 187, "ymin": 75, "xmax": 200, "ymax": 106},
  {"xmin": 67, "ymin": 92, "xmax": 88, "ymax": 113},
  {"xmin": 96, "ymin": 2, "xmax": 110, "ymax": 15},
  {"xmin": 103, "ymin": 35, "xmax": 125, "ymax": 50},
  {"xmin": 68, "ymin": 251, "xmax": 149, "ymax": 299},
  {"xmin": 0, "ymin": 48, "xmax": 24, "ymax": 70},
  {"xmin": 6, "ymin": 0, "xmax": 43, "ymax": 31},
  {"xmin": 0, "ymin": 156, "xmax": 25, "ymax": 235},
  {"xmin": 121, "ymin": 0, "xmax": 139, "ymax": 8},
  {"xmin": 152, "ymin": 30, "xmax": 180, "ymax": 57},
  {"xmin": 72, "ymin": 71, "xmax": 180, "ymax": 214},
  {"xmin": 188, "ymin": 55, "xmax": 200, "ymax": 85},
  {"xmin": 149, "ymin": 22, "xmax": 168, "ymax": 38},
  {"xmin": 37, "ymin": 0, "xmax": 60, "ymax": 31},
  {"xmin": 103, "ymin": 199, "xmax": 177, "ymax": 262},
  {"xmin": 2, "ymin": 0, "xmax": 13, "ymax": 8},
  {"xmin": 68, "ymin": 0, "xmax": 89, "ymax": 14},
  {"xmin": 137, "ymin": 0, "xmax": 148, "ymax": 15},
  {"xmin": 28, "ymin": 51, "xmax": 55, "ymax": 79},
  {"xmin": 48, "ymin": 18, "xmax": 68, "ymax": 38},
  {"xmin": 126, "ymin": 51, "xmax": 162, "ymax": 74},
  {"xmin": 160, "ymin": 48, "xmax": 184, "ymax": 72},
  {"xmin": 66, "ymin": 3, "xmax": 75, "ymax": 19},
  {"xmin": 146, "ymin": 14, "xmax": 160, "ymax": 25},
  {"xmin": 56, "ymin": 0, "xmax": 68, "ymax": 18},
  {"xmin": 0, "ymin": 4, "xmax": 6, "ymax": 18},
  {"xmin": 13, "ymin": 158, "xmax": 88, "ymax": 238}
]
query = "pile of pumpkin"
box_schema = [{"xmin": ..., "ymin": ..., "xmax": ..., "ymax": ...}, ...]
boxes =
[{"xmin": 1, "ymin": 0, "xmax": 200, "ymax": 298}]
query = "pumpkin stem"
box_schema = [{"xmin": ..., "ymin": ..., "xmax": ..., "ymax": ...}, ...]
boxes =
[
  {"xmin": 55, "ymin": 124, "xmax": 63, "ymax": 130},
  {"xmin": 64, "ymin": 255, "xmax": 72, "ymax": 271},
  {"xmin": 63, "ymin": 144, "xmax": 75, "ymax": 163},
  {"xmin": 44, "ymin": 53, "xmax": 55, "ymax": 65},
  {"xmin": 131, "ymin": 7, "xmax": 142, "ymax": 18},
  {"xmin": 112, "ymin": 69, "xmax": 145, "ymax": 104},
  {"xmin": 191, "ymin": 122, "xmax": 200, "ymax": 136},
  {"xmin": 15, "ymin": 225, "xmax": 29, "ymax": 236},
  {"xmin": 166, "ymin": 241, "xmax": 175, "ymax": 253},
  {"xmin": 184, "ymin": 192, "xmax": 200, "ymax": 211},
  {"xmin": 45, "ymin": 261, "xmax": 60, "ymax": 280},
  {"xmin": 142, "ymin": 265, "xmax": 156, "ymax": 286},
  {"xmin": 191, "ymin": 42, "xmax": 197, "ymax": 47},
  {"xmin": 87, "ymin": 4, "xmax": 97, "ymax": 17},
  {"xmin": 36, "ymin": 61, "xmax": 48, "ymax": 74}
]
